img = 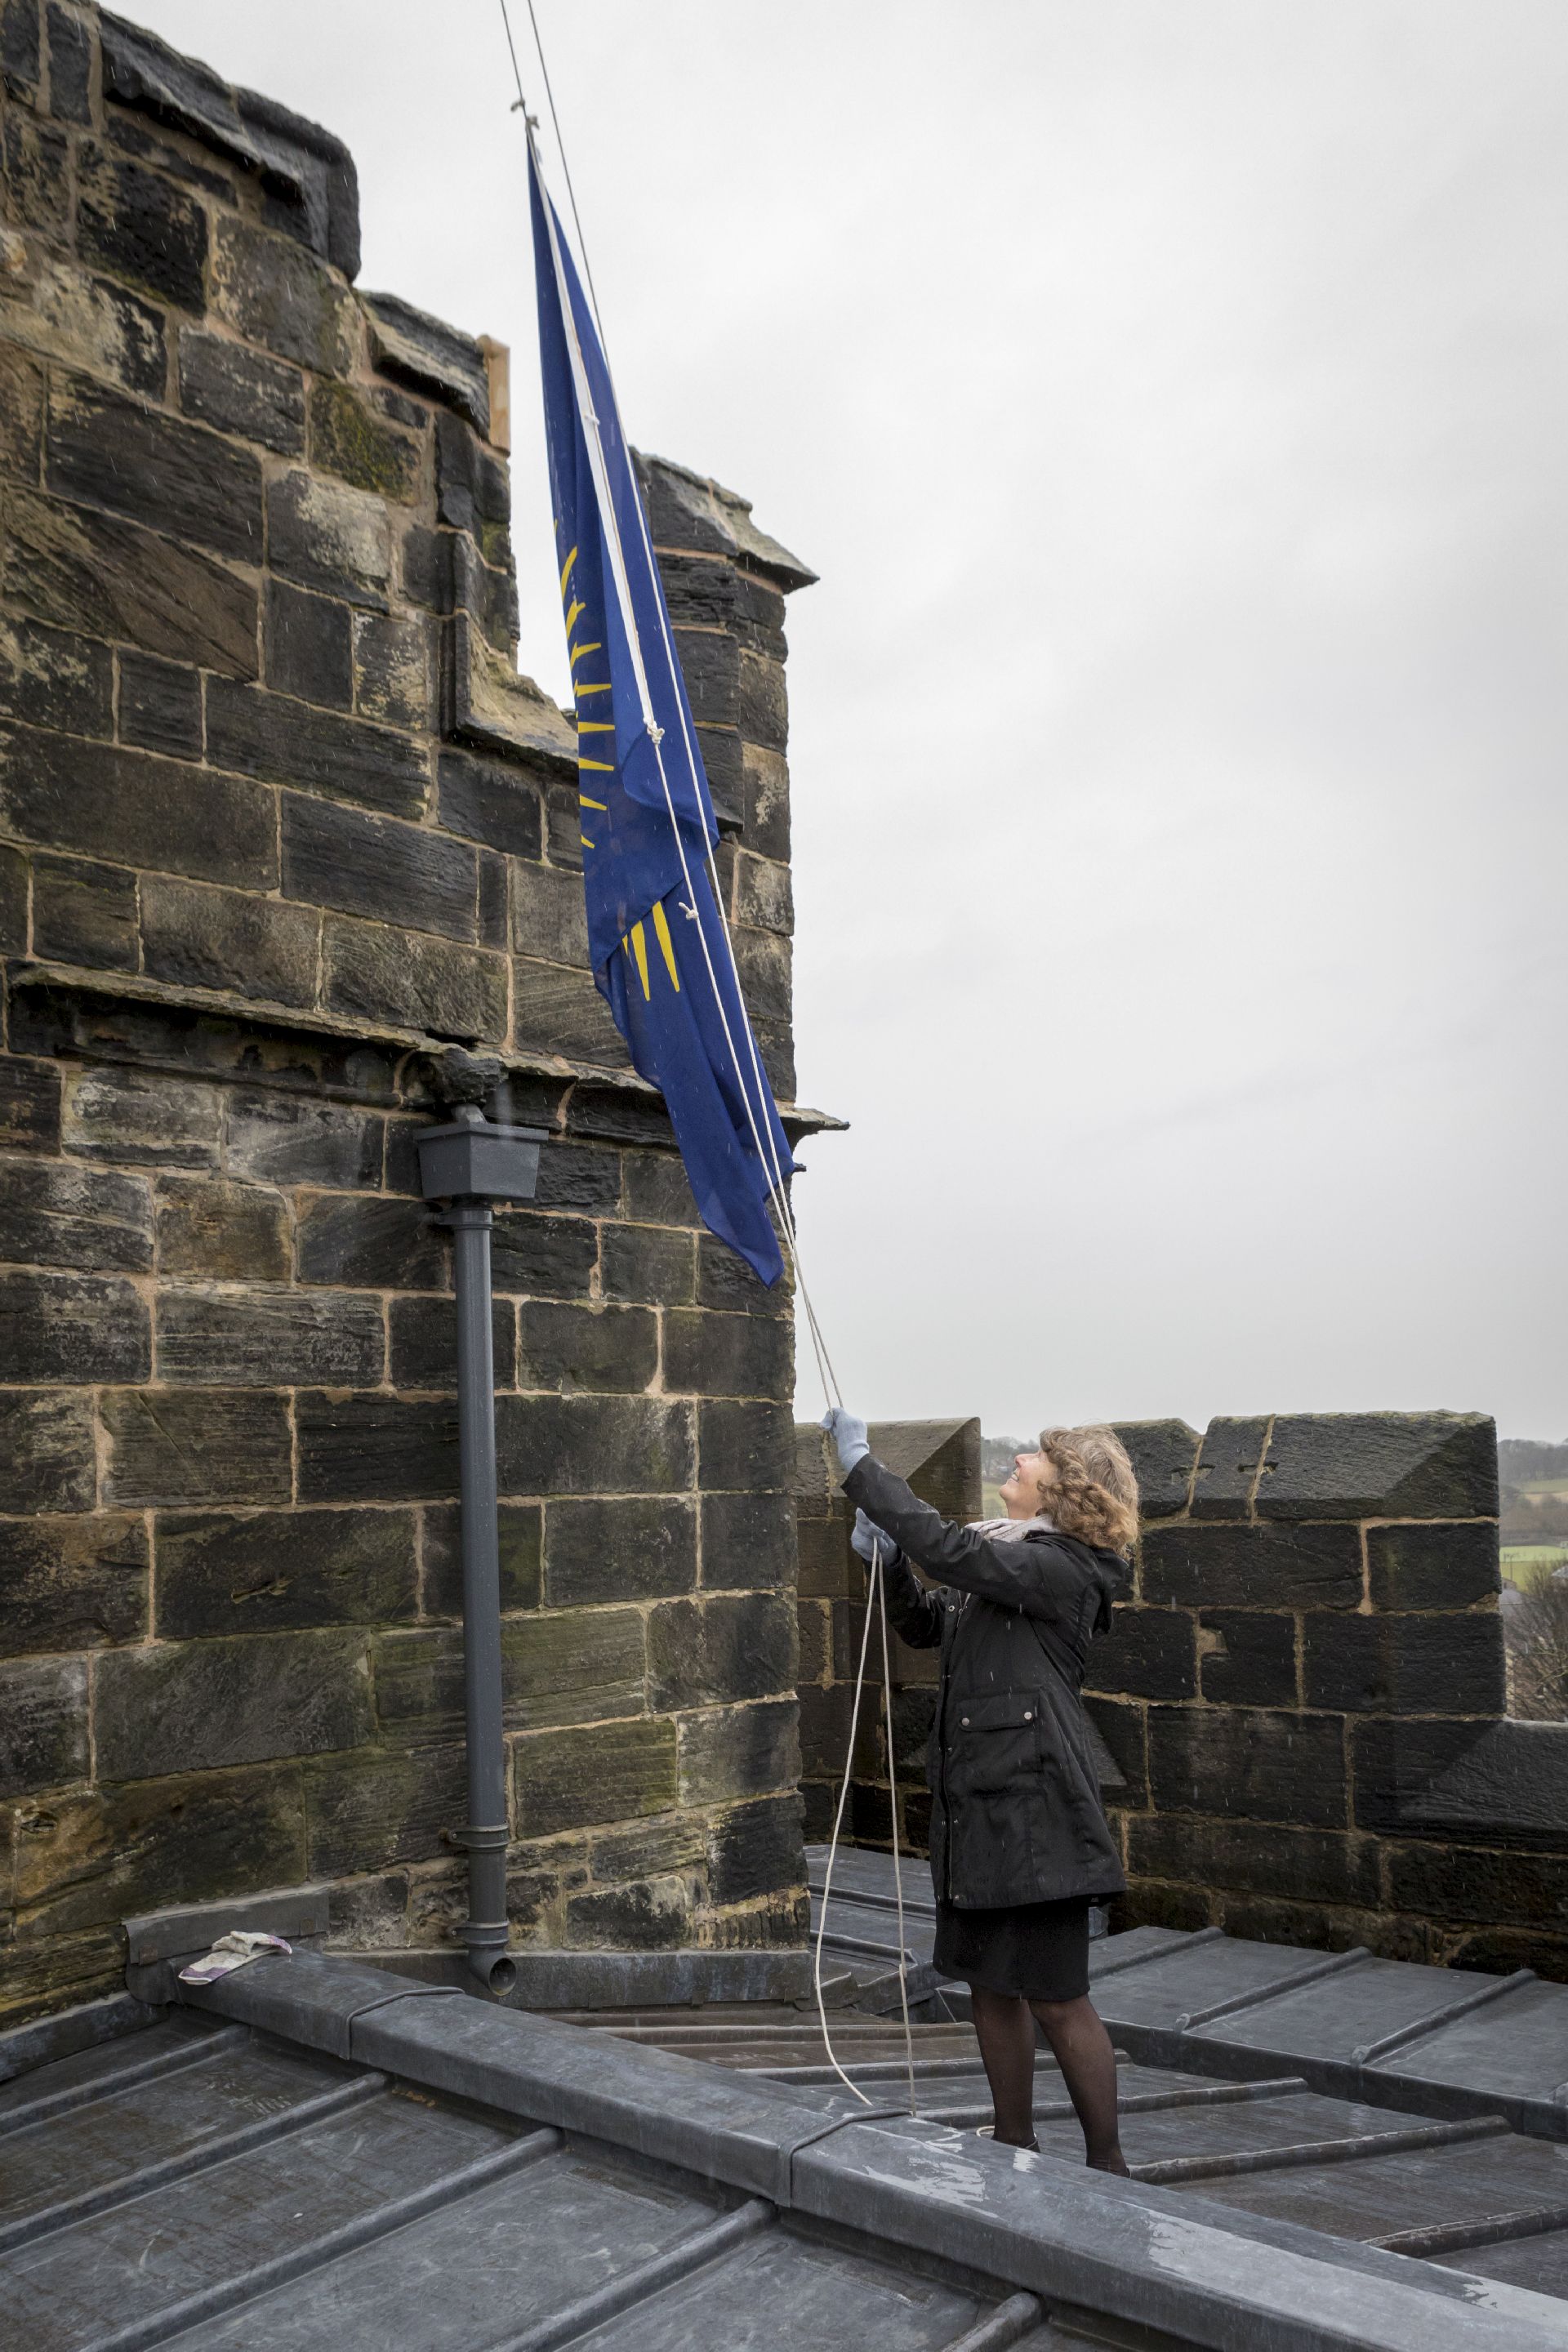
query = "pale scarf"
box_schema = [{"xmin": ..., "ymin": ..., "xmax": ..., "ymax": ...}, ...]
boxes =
[{"xmin": 967, "ymin": 1513, "xmax": 1057, "ymax": 1540}]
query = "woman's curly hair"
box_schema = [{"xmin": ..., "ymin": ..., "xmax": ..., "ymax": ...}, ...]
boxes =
[{"xmin": 1037, "ymin": 1425, "xmax": 1140, "ymax": 1556}]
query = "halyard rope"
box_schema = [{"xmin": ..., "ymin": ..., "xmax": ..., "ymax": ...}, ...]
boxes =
[{"xmin": 499, "ymin": 0, "xmax": 913, "ymax": 2109}]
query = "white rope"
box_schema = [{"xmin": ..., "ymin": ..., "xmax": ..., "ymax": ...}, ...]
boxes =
[{"xmin": 500, "ymin": 0, "xmax": 914, "ymax": 2099}]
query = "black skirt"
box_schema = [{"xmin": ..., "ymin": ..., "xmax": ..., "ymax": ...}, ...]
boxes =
[{"xmin": 933, "ymin": 1895, "xmax": 1091, "ymax": 2001}]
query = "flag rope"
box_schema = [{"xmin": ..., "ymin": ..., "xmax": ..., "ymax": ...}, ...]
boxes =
[{"xmin": 499, "ymin": 0, "xmax": 914, "ymax": 2109}]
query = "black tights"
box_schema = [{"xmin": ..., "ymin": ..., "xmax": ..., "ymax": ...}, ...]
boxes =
[{"xmin": 969, "ymin": 1984, "xmax": 1128, "ymax": 2172}]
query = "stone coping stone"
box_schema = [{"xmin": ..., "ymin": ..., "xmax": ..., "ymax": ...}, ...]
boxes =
[
  {"xmin": 795, "ymin": 2123, "xmax": 1568, "ymax": 2352},
  {"xmin": 176, "ymin": 1949, "xmax": 461, "ymax": 2060}
]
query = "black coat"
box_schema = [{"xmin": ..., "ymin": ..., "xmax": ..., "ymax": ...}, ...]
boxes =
[{"xmin": 844, "ymin": 1455, "xmax": 1127, "ymax": 1910}]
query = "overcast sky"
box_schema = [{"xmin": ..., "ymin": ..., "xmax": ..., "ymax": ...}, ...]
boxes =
[{"xmin": 134, "ymin": 2, "xmax": 1567, "ymax": 1441}]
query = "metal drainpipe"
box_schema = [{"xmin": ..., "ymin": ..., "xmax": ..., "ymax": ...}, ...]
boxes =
[{"xmin": 417, "ymin": 1100, "xmax": 549, "ymax": 1995}]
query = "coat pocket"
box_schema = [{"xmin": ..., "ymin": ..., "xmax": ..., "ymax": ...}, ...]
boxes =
[{"xmin": 943, "ymin": 1688, "xmax": 1046, "ymax": 1798}]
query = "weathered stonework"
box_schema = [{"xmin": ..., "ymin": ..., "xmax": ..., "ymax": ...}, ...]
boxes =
[
  {"xmin": 0, "ymin": 3, "xmax": 818, "ymax": 2025},
  {"xmin": 800, "ymin": 1411, "xmax": 1568, "ymax": 1981}
]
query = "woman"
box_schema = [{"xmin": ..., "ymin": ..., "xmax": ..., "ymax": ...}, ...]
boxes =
[{"xmin": 820, "ymin": 1406, "xmax": 1136, "ymax": 2172}]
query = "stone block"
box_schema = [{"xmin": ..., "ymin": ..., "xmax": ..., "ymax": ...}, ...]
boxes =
[
  {"xmin": 0, "ymin": 1658, "xmax": 87, "ymax": 1797},
  {"xmin": 512, "ymin": 956, "xmax": 630, "ymax": 1066},
  {"xmin": 1352, "ymin": 1716, "xmax": 1568, "ymax": 1851},
  {"xmin": 710, "ymin": 1793, "xmax": 804, "ymax": 1905},
  {"xmin": 323, "ymin": 915, "xmax": 506, "ymax": 1045},
  {"xmin": 0, "ymin": 724, "xmax": 277, "ymax": 887},
  {"xmin": 1303, "ymin": 1610, "xmax": 1505, "ymax": 1716},
  {"xmin": 0, "ymin": 613, "xmax": 113, "ymax": 737},
  {"xmin": 703, "ymin": 1490, "xmax": 795, "ymax": 1592},
  {"xmin": 510, "ymin": 855, "xmax": 589, "ymax": 966},
  {"xmin": 155, "ymin": 1506, "xmax": 417, "ymax": 1639},
  {"xmin": 388, "ymin": 1293, "xmax": 514, "ymax": 1391},
  {"xmin": 656, "ymin": 550, "xmax": 739, "ymax": 630},
  {"xmin": 65, "ymin": 1064, "xmax": 221, "ymax": 1170},
  {"xmin": 305, "ymin": 1742, "xmax": 466, "ymax": 1880},
  {"xmin": 0, "ymin": 840, "xmax": 24, "ymax": 953},
  {"xmin": 224, "ymin": 1086, "xmax": 383, "ymax": 1188},
  {"xmin": 265, "ymin": 581, "xmax": 352, "ymax": 710},
  {"xmin": 695, "ymin": 724, "xmax": 742, "ymax": 828},
  {"xmin": 544, "ymin": 1496, "xmax": 697, "ymax": 1606},
  {"xmin": 542, "ymin": 781, "xmax": 584, "ymax": 871},
  {"xmin": 731, "ymin": 850, "xmax": 792, "ymax": 937},
  {"xmin": 1085, "ymin": 1606, "xmax": 1196, "ymax": 1701},
  {"xmin": 742, "ymin": 742, "xmax": 790, "ymax": 862},
  {"xmin": 95, "ymin": 1628, "xmax": 372, "ymax": 1780},
  {"xmin": 309, "ymin": 379, "xmax": 419, "ymax": 501},
  {"xmin": 103, "ymin": 1387, "xmax": 292, "ymax": 1507},
  {"xmin": 47, "ymin": 372, "xmax": 262, "ymax": 564},
  {"xmin": 1258, "ymin": 1412, "xmax": 1499, "ymax": 1521},
  {"xmin": 1126, "ymin": 1813, "xmax": 1381, "ymax": 1910},
  {"xmin": 0, "ymin": 1054, "xmax": 59, "ymax": 1154},
  {"xmin": 354, "ymin": 611, "xmax": 428, "ymax": 728},
  {"xmin": 514, "ymin": 1717, "xmax": 678, "ymax": 1838},
  {"xmin": 752, "ymin": 1022, "xmax": 795, "ymax": 1104},
  {"xmin": 1198, "ymin": 1609, "xmax": 1298, "ymax": 1707},
  {"xmin": 648, "ymin": 1592, "xmax": 797, "ymax": 1710},
  {"xmin": 698, "ymin": 1399, "xmax": 795, "ymax": 1491},
  {"xmin": 178, "ymin": 327, "xmax": 305, "ymax": 454},
  {"xmin": 662, "ymin": 1308, "xmax": 792, "ymax": 1401},
  {"xmin": 154, "ymin": 1174, "xmax": 288, "ymax": 1282},
  {"xmin": 529, "ymin": 1141, "xmax": 620, "ymax": 1214},
  {"xmin": 1366, "ymin": 1521, "xmax": 1501, "ymax": 1610},
  {"xmin": 0, "ymin": 1389, "xmax": 96, "ymax": 1512},
  {"xmin": 478, "ymin": 851, "xmax": 507, "ymax": 950},
  {"xmin": 599, "ymin": 1223, "xmax": 695, "ymax": 1306},
  {"xmin": 435, "ymin": 759, "xmax": 546, "ymax": 860},
  {"xmin": 282, "ymin": 795, "xmax": 478, "ymax": 940},
  {"xmin": 0, "ymin": 1154, "xmax": 152, "ymax": 1273},
  {"xmin": 0, "ymin": 344, "xmax": 44, "ymax": 479},
  {"xmin": 206, "ymin": 678, "xmax": 427, "ymax": 821},
  {"xmin": 434, "ymin": 410, "xmax": 509, "ymax": 541},
  {"xmin": 562, "ymin": 1877, "xmax": 694, "ymax": 1950},
  {"xmin": 1147, "ymin": 1704, "xmax": 1348, "ymax": 1829},
  {"xmin": 1383, "ymin": 1839, "xmax": 1568, "ymax": 1931},
  {"xmin": 2, "ymin": 106, "xmax": 66, "ymax": 237},
  {"xmin": 118, "ymin": 653, "xmax": 202, "ymax": 759},
  {"xmin": 0, "ymin": 1268, "xmax": 149, "ymax": 1383},
  {"xmin": 730, "ymin": 924, "xmax": 791, "ymax": 1027},
  {"xmin": 421, "ymin": 1501, "xmax": 540, "ymax": 1619},
  {"xmin": 46, "ymin": 3, "xmax": 90, "ymax": 120},
  {"xmin": 296, "ymin": 1394, "xmax": 459, "ymax": 1504},
  {"xmin": 679, "ymin": 1697, "xmax": 800, "ymax": 1806},
  {"xmin": 77, "ymin": 144, "xmax": 207, "ymax": 310},
  {"xmin": 0, "ymin": 486, "xmax": 260, "ymax": 677},
  {"xmin": 1189, "ymin": 1416, "xmax": 1272, "ymax": 1519},
  {"xmin": 489, "ymin": 1211, "xmax": 598, "ymax": 1299},
  {"xmin": 516, "ymin": 1299, "xmax": 658, "ymax": 1395},
  {"xmin": 155, "ymin": 1289, "xmax": 385, "ymax": 1388},
  {"xmin": 2, "ymin": 251, "xmax": 169, "ymax": 400},
  {"xmin": 210, "ymin": 214, "xmax": 356, "ymax": 373},
  {"xmin": 697, "ymin": 1232, "xmax": 790, "ymax": 1317},
  {"xmin": 265, "ymin": 470, "xmax": 390, "ymax": 610},
  {"xmin": 140, "ymin": 876, "xmax": 319, "ymax": 1008},
  {"xmin": 0, "ymin": 1517, "xmax": 147, "ymax": 1656},
  {"xmin": 738, "ymin": 648, "xmax": 788, "ymax": 755},
  {"xmin": 1106, "ymin": 1420, "xmax": 1201, "ymax": 1521},
  {"xmin": 465, "ymin": 1608, "xmax": 647, "ymax": 1735},
  {"xmin": 673, "ymin": 626, "xmax": 739, "ymax": 726},
  {"xmin": 12, "ymin": 1765, "xmax": 305, "ymax": 1940},
  {"xmin": 495, "ymin": 1393, "xmax": 695, "ymax": 1496},
  {"xmin": 296, "ymin": 1192, "xmax": 448, "ymax": 1290},
  {"xmin": 1141, "ymin": 1521, "xmax": 1363, "ymax": 1610}
]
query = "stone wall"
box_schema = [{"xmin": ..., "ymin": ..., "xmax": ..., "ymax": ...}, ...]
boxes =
[
  {"xmin": 0, "ymin": 4, "xmax": 815, "ymax": 2025},
  {"xmin": 798, "ymin": 1411, "xmax": 1568, "ymax": 1981}
]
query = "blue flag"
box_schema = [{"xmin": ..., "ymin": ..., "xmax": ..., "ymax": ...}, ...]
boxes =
[{"xmin": 527, "ymin": 136, "xmax": 795, "ymax": 1285}]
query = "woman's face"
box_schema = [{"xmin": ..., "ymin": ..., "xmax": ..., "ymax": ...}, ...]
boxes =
[{"xmin": 1000, "ymin": 1446, "xmax": 1056, "ymax": 1519}]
